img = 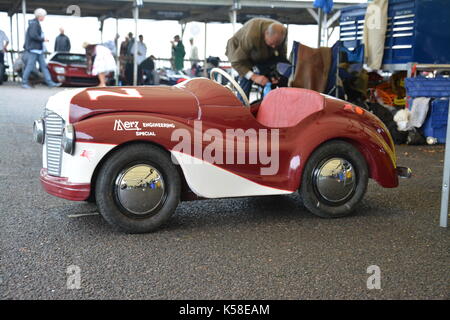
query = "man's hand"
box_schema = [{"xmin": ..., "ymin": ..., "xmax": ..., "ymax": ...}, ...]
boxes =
[
  {"xmin": 251, "ymin": 74, "xmax": 269, "ymax": 86},
  {"xmin": 270, "ymin": 77, "xmax": 279, "ymax": 85}
]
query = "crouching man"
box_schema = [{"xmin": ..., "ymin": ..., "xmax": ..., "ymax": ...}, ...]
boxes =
[{"xmin": 225, "ymin": 18, "xmax": 288, "ymax": 101}]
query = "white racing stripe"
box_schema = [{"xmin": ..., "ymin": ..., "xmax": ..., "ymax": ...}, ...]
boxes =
[
  {"xmin": 55, "ymin": 142, "xmax": 293, "ymax": 198},
  {"xmin": 171, "ymin": 150, "xmax": 293, "ymax": 198},
  {"xmin": 45, "ymin": 88, "xmax": 86, "ymax": 122}
]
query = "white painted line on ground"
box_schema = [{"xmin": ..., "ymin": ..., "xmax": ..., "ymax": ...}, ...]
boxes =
[{"xmin": 67, "ymin": 212, "xmax": 100, "ymax": 218}]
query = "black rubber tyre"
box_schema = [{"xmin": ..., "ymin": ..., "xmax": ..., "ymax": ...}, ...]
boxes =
[
  {"xmin": 95, "ymin": 143, "xmax": 180, "ymax": 233},
  {"xmin": 300, "ymin": 140, "xmax": 368, "ymax": 218}
]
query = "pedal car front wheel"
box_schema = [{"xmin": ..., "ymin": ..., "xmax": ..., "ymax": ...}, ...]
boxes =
[
  {"xmin": 95, "ymin": 143, "xmax": 180, "ymax": 233},
  {"xmin": 300, "ymin": 140, "xmax": 369, "ymax": 218}
]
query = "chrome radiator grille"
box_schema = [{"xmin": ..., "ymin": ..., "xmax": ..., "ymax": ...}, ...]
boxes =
[{"xmin": 45, "ymin": 111, "xmax": 64, "ymax": 176}]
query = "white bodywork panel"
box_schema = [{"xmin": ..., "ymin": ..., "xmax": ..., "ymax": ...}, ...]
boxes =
[
  {"xmin": 171, "ymin": 150, "xmax": 292, "ymax": 198},
  {"xmin": 61, "ymin": 142, "xmax": 116, "ymax": 183},
  {"xmin": 45, "ymin": 88, "xmax": 86, "ymax": 122}
]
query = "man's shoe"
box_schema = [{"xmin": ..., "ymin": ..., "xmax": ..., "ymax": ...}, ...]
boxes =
[
  {"xmin": 48, "ymin": 82, "xmax": 62, "ymax": 88},
  {"xmin": 22, "ymin": 84, "xmax": 32, "ymax": 89}
]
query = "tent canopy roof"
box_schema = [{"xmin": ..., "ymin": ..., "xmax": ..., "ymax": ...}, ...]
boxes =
[{"xmin": 0, "ymin": 0, "xmax": 356, "ymax": 25}]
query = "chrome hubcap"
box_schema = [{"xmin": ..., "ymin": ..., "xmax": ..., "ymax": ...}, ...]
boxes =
[
  {"xmin": 314, "ymin": 158, "xmax": 356, "ymax": 203},
  {"xmin": 115, "ymin": 164, "xmax": 165, "ymax": 215}
]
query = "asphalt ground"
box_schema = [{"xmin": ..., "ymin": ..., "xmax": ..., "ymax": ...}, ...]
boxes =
[{"xmin": 0, "ymin": 83, "xmax": 448, "ymax": 300}]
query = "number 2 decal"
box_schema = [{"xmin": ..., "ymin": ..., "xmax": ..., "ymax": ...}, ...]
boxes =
[{"xmin": 87, "ymin": 88, "xmax": 143, "ymax": 101}]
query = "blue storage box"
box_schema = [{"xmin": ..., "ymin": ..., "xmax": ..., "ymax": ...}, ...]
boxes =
[
  {"xmin": 422, "ymin": 98, "xmax": 449, "ymax": 143},
  {"xmin": 405, "ymin": 77, "xmax": 450, "ymax": 98}
]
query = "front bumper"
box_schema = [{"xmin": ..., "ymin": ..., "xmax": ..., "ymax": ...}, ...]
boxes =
[{"xmin": 40, "ymin": 168, "xmax": 91, "ymax": 201}]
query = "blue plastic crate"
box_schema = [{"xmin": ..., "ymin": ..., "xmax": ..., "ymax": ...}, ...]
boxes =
[
  {"xmin": 422, "ymin": 98, "xmax": 449, "ymax": 143},
  {"xmin": 429, "ymin": 99, "xmax": 449, "ymax": 127},
  {"xmin": 405, "ymin": 77, "xmax": 450, "ymax": 98}
]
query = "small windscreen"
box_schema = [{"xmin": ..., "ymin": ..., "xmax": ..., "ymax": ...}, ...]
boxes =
[{"xmin": 51, "ymin": 54, "xmax": 87, "ymax": 65}]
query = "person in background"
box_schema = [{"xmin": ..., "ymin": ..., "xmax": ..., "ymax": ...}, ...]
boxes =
[
  {"xmin": 126, "ymin": 32, "xmax": 135, "ymax": 59},
  {"xmin": 83, "ymin": 42, "xmax": 116, "ymax": 87},
  {"xmin": 102, "ymin": 34, "xmax": 120, "ymax": 58},
  {"xmin": 119, "ymin": 34, "xmax": 129, "ymax": 58},
  {"xmin": 132, "ymin": 35, "xmax": 147, "ymax": 85},
  {"xmin": 189, "ymin": 37, "xmax": 200, "ymax": 76},
  {"xmin": 225, "ymin": 18, "xmax": 288, "ymax": 99},
  {"xmin": 119, "ymin": 34, "xmax": 130, "ymax": 84},
  {"xmin": 54, "ymin": 27, "xmax": 71, "ymax": 52},
  {"xmin": 22, "ymin": 8, "xmax": 61, "ymax": 89},
  {"xmin": 132, "ymin": 35, "xmax": 147, "ymax": 66},
  {"xmin": 0, "ymin": 28, "xmax": 9, "ymax": 67},
  {"xmin": 140, "ymin": 55, "xmax": 158, "ymax": 85},
  {"xmin": 171, "ymin": 35, "xmax": 185, "ymax": 71},
  {"xmin": 14, "ymin": 52, "xmax": 42, "ymax": 84},
  {"xmin": 189, "ymin": 37, "xmax": 199, "ymax": 68},
  {"xmin": 125, "ymin": 32, "xmax": 135, "ymax": 85}
]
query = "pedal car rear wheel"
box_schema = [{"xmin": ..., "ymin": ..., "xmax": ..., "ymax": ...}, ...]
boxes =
[
  {"xmin": 300, "ymin": 140, "xmax": 368, "ymax": 218},
  {"xmin": 95, "ymin": 143, "xmax": 180, "ymax": 233}
]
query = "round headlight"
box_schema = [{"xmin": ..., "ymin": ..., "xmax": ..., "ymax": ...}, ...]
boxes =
[
  {"xmin": 62, "ymin": 124, "xmax": 75, "ymax": 155},
  {"xmin": 54, "ymin": 66, "xmax": 66, "ymax": 74},
  {"xmin": 33, "ymin": 119, "xmax": 45, "ymax": 144}
]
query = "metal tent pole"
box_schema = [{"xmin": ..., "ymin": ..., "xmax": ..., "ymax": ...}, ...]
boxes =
[
  {"xmin": 115, "ymin": 18, "xmax": 120, "ymax": 85},
  {"xmin": 133, "ymin": 6, "xmax": 138, "ymax": 86},
  {"xmin": 230, "ymin": 0, "xmax": 240, "ymax": 37},
  {"xmin": 317, "ymin": 8, "xmax": 323, "ymax": 48},
  {"xmin": 9, "ymin": 15, "xmax": 13, "ymax": 50},
  {"xmin": 203, "ymin": 22, "xmax": 207, "ymax": 77},
  {"xmin": 230, "ymin": 8, "xmax": 237, "ymax": 34},
  {"xmin": 9, "ymin": 15, "xmax": 15, "ymax": 81},
  {"xmin": 22, "ymin": 0, "xmax": 26, "ymax": 43},
  {"xmin": 336, "ymin": 41, "xmax": 340, "ymax": 98},
  {"xmin": 16, "ymin": 13, "xmax": 19, "ymax": 52},
  {"xmin": 440, "ymin": 100, "xmax": 450, "ymax": 227}
]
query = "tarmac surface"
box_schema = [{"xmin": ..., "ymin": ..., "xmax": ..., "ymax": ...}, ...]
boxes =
[{"xmin": 0, "ymin": 83, "xmax": 448, "ymax": 300}]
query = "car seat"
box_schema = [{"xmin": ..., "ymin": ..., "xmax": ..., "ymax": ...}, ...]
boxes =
[{"xmin": 256, "ymin": 87, "xmax": 325, "ymax": 128}]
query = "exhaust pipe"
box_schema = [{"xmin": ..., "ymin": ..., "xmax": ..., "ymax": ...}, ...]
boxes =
[{"xmin": 396, "ymin": 167, "xmax": 412, "ymax": 179}]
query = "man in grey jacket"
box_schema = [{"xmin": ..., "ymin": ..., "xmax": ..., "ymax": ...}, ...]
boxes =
[
  {"xmin": 22, "ymin": 8, "xmax": 60, "ymax": 89},
  {"xmin": 54, "ymin": 27, "xmax": 71, "ymax": 52}
]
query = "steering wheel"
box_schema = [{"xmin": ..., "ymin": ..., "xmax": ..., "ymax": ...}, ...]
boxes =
[{"xmin": 210, "ymin": 67, "xmax": 250, "ymax": 107}]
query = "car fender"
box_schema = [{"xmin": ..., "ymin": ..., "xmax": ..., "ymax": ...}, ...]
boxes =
[{"xmin": 291, "ymin": 113, "xmax": 398, "ymax": 190}]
